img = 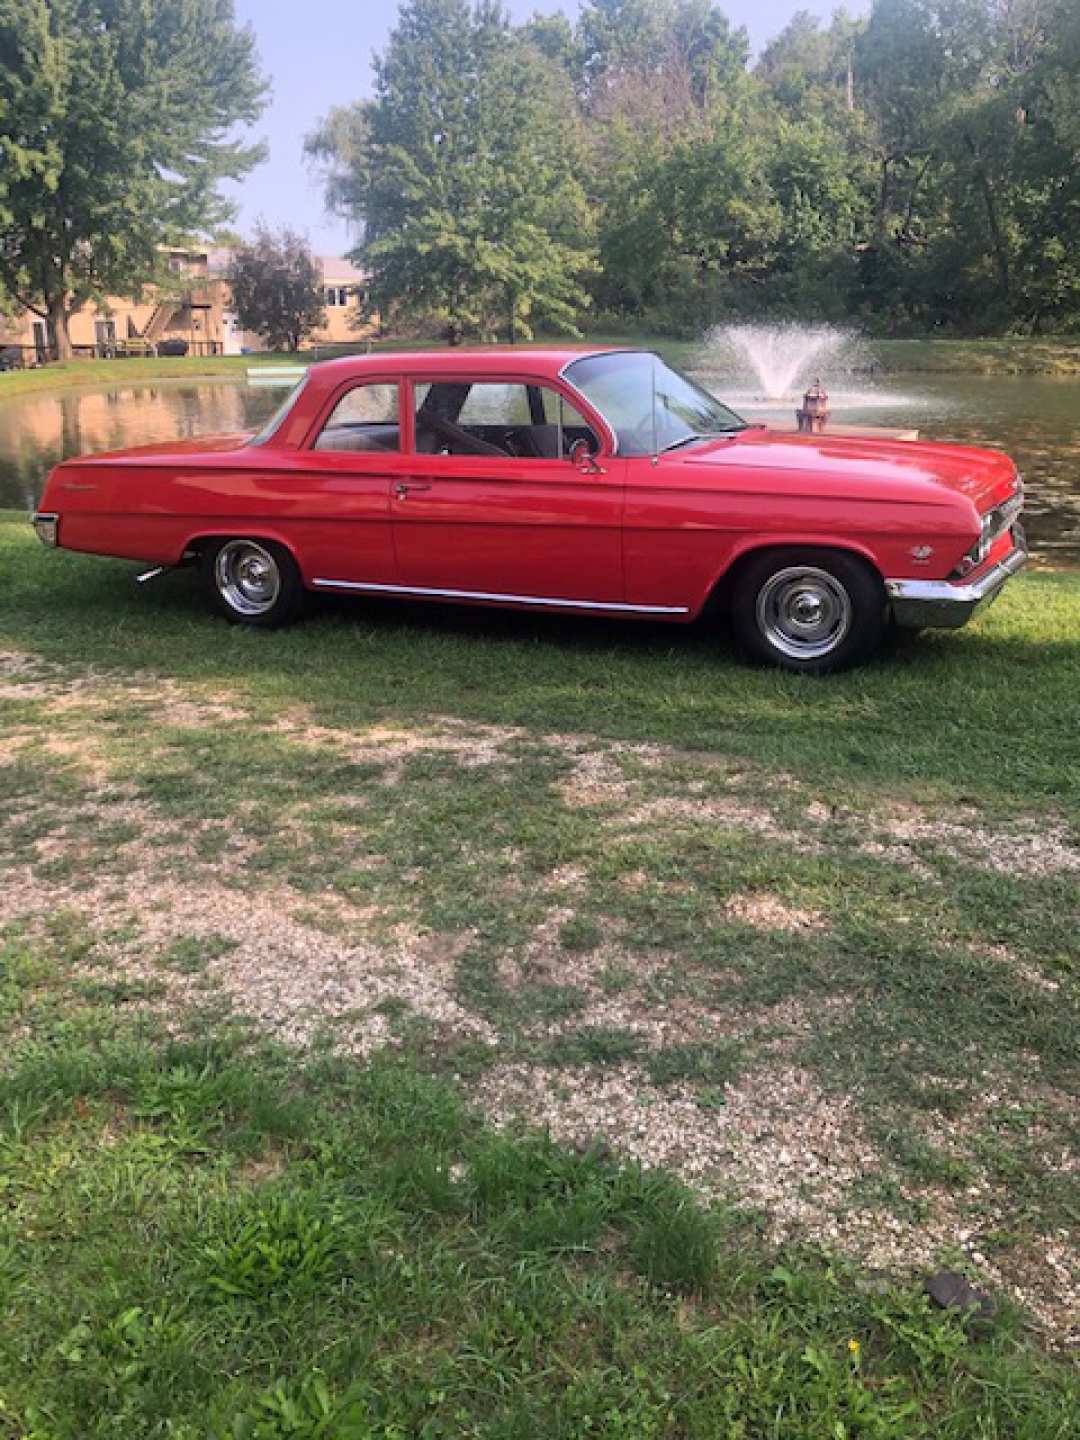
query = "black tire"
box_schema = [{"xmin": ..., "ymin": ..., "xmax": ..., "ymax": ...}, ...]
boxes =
[
  {"xmin": 201, "ymin": 537, "xmax": 305, "ymax": 628},
  {"xmin": 730, "ymin": 548, "xmax": 885, "ymax": 675}
]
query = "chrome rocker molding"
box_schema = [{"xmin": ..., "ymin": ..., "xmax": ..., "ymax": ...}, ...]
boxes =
[
  {"xmin": 311, "ymin": 578, "xmax": 688, "ymax": 615},
  {"xmin": 31, "ymin": 511, "xmax": 59, "ymax": 547},
  {"xmin": 886, "ymin": 534, "xmax": 1028, "ymax": 629}
]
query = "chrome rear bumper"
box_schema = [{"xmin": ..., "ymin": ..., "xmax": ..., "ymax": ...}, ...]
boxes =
[{"xmin": 886, "ymin": 528, "xmax": 1028, "ymax": 629}]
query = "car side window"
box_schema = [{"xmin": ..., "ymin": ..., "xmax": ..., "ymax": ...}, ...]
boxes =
[
  {"xmin": 313, "ymin": 383, "xmax": 400, "ymax": 453},
  {"xmin": 413, "ymin": 381, "xmax": 598, "ymax": 460}
]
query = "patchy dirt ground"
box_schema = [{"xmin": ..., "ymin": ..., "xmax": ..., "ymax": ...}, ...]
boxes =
[{"xmin": 2, "ymin": 648, "xmax": 1078, "ymax": 1346}]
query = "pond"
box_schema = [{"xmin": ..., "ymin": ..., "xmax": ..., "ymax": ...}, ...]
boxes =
[
  {"xmin": 0, "ymin": 379, "xmax": 281, "ymax": 512},
  {"xmin": 0, "ymin": 371, "xmax": 1077, "ymax": 562}
]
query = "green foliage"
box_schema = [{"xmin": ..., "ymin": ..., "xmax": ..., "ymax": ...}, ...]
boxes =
[
  {"xmin": 306, "ymin": 0, "xmax": 1080, "ymax": 335},
  {"xmin": 196, "ymin": 1189, "xmax": 355, "ymax": 1302},
  {"xmin": 228, "ymin": 226, "xmax": 326, "ymax": 353},
  {"xmin": 306, "ymin": 0, "xmax": 596, "ymax": 342},
  {"xmin": 629, "ymin": 1195, "xmax": 721, "ymax": 1292},
  {"xmin": 0, "ymin": 0, "xmax": 267, "ymax": 357}
]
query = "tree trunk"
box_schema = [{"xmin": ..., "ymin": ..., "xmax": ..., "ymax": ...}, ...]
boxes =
[
  {"xmin": 47, "ymin": 295, "xmax": 73, "ymax": 362},
  {"xmin": 875, "ymin": 156, "xmax": 891, "ymax": 243},
  {"xmin": 963, "ymin": 132, "xmax": 1010, "ymax": 303}
]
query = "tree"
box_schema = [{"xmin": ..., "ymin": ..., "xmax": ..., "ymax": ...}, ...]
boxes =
[
  {"xmin": 306, "ymin": 0, "xmax": 1080, "ymax": 337},
  {"xmin": 0, "ymin": 0, "xmax": 266, "ymax": 360},
  {"xmin": 228, "ymin": 226, "xmax": 326, "ymax": 353},
  {"xmin": 304, "ymin": 101, "xmax": 371, "ymax": 226},
  {"xmin": 307, "ymin": 0, "xmax": 595, "ymax": 342},
  {"xmin": 576, "ymin": 0, "xmax": 748, "ymax": 105}
]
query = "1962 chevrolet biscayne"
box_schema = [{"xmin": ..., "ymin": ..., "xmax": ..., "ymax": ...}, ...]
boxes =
[{"xmin": 32, "ymin": 347, "xmax": 1027, "ymax": 673}]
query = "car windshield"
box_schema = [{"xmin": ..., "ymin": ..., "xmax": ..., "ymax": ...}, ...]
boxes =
[
  {"xmin": 247, "ymin": 374, "xmax": 309, "ymax": 446},
  {"xmin": 564, "ymin": 352, "xmax": 746, "ymax": 456}
]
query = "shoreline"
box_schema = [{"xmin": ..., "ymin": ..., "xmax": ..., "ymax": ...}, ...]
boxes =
[{"xmin": 3, "ymin": 334, "xmax": 1080, "ymax": 399}]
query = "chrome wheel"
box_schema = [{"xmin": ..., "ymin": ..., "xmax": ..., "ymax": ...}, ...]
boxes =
[
  {"xmin": 214, "ymin": 540, "xmax": 281, "ymax": 617},
  {"xmin": 755, "ymin": 565, "xmax": 853, "ymax": 661}
]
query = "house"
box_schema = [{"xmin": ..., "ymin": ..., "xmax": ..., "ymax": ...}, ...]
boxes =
[
  {"xmin": 0, "ymin": 247, "xmax": 374, "ymax": 364},
  {"xmin": 315, "ymin": 256, "xmax": 371, "ymax": 347}
]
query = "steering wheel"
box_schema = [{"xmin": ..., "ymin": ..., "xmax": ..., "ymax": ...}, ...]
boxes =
[{"xmin": 421, "ymin": 414, "xmax": 507, "ymax": 457}]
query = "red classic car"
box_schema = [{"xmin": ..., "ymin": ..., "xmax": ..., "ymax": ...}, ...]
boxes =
[{"xmin": 32, "ymin": 347, "xmax": 1027, "ymax": 673}]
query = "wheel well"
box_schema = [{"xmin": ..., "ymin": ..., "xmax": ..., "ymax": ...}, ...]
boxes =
[
  {"xmin": 182, "ymin": 533, "xmax": 299, "ymax": 569},
  {"xmin": 705, "ymin": 543, "xmax": 885, "ymax": 615}
]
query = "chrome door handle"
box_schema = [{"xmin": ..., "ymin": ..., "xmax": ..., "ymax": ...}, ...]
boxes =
[{"xmin": 394, "ymin": 481, "xmax": 432, "ymax": 500}]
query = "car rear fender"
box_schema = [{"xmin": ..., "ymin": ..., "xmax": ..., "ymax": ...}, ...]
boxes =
[{"xmin": 178, "ymin": 528, "xmax": 304, "ymax": 573}]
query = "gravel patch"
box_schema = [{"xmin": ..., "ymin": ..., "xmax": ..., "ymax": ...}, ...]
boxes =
[
  {"xmin": 472, "ymin": 1057, "xmax": 1078, "ymax": 1347},
  {"xmin": 724, "ymin": 892, "xmax": 827, "ymax": 932},
  {"xmin": 3, "ymin": 651, "xmax": 1077, "ymax": 1344}
]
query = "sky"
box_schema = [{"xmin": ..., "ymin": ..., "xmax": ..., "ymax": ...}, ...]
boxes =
[{"xmin": 227, "ymin": 0, "xmax": 867, "ymax": 256}]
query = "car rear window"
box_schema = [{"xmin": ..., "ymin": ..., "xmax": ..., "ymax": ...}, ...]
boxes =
[{"xmin": 314, "ymin": 383, "xmax": 401, "ymax": 453}]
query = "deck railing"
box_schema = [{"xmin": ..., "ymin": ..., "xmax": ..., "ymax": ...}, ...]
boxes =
[{"xmin": 0, "ymin": 339, "xmax": 224, "ymax": 367}]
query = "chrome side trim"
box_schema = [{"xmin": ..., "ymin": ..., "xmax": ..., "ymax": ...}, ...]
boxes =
[
  {"xmin": 311, "ymin": 577, "xmax": 688, "ymax": 614},
  {"xmin": 31, "ymin": 511, "xmax": 59, "ymax": 547},
  {"xmin": 886, "ymin": 533, "xmax": 1028, "ymax": 629}
]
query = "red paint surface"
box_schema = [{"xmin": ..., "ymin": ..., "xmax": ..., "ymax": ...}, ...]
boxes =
[{"xmin": 39, "ymin": 348, "xmax": 1020, "ymax": 620}]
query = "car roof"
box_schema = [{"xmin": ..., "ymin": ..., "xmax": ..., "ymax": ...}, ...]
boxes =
[{"xmin": 303, "ymin": 345, "xmax": 644, "ymax": 386}]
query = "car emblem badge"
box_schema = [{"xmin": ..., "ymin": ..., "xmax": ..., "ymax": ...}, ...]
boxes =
[{"xmin": 909, "ymin": 544, "xmax": 934, "ymax": 563}]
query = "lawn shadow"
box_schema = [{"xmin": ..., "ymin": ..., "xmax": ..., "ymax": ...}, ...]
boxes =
[{"xmin": 3, "ymin": 531, "xmax": 1078, "ymax": 816}]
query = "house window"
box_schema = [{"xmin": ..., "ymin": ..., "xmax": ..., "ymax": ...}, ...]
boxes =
[{"xmin": 324, "ymin": 286, "xmax": 351, "ymax": 307}]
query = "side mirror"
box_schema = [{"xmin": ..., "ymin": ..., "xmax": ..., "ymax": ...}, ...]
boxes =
[{"xmin": 568, "ymin": 438, "xmax": 604, "ymax": 475}]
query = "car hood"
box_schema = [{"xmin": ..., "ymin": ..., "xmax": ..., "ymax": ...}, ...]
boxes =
[{"xmin": 680, "ymin": 429, "xmax": 1017, "ymax": 508}]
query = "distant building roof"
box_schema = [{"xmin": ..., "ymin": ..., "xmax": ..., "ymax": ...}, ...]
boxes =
[
  {"xmin": 161, "ymin": 245, "xmax": 367, "ymax": 283},
  {"xmin": 319, "ymin": 255, "xmax": 367, "ymax": 284}
]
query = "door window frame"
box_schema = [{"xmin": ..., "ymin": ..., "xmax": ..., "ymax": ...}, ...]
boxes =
[
  {"xmin": 295, "ymin": 371, "xmax": 615, "ymax": 465},
  {"xmin": 300, "ymin": 376, "xmax": 406, "ymax": 453},
  {"xmin": 402, "ymin": 373, "xmax": 614, "ymax": 465}
]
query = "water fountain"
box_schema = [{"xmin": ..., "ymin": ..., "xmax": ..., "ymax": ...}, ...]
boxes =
[
  {"xmin": 704, "ymin": 323, "xmax": 864, "ymax": 401},
  {"xmin": 695, "ymin": 322, "xmax": 923, "ymax": 436}
]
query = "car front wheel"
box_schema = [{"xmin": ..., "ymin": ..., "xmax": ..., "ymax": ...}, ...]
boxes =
[
  {"xmin": 731, "ymin": 549, "xmax": 885, "ymax": 674},
  {"xmin": 202, "ymin": 537, "xmax": 305, "ymax": 628}
]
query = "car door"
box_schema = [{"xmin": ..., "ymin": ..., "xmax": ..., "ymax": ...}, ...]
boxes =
[
  {"xmin": 290, "ymin": 378, "xmax": 410, "ymax": 589},
  {"xmin": 390, "ymin": 376, "xmax": 626, "ymax": 611}
]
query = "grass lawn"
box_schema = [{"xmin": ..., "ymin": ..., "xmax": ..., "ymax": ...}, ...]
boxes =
[
  {"xmin": 1, "ymin": 514, "xmax": 1078, "ymax": 1433},
  {"xmin": 0, "ymin": 353, "xmax": 308, "ymax": 399}
]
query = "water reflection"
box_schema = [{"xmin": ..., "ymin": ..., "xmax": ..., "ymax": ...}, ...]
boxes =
[
  {"xmin": 0, "ymin": 372, "xmax": 1076, "ymax": 562},
  {"xmin": 0, "ymin": 380, "xmax": 280, "ymax": 513}
]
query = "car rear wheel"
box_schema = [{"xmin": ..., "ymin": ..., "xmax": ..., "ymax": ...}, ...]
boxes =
[
  {"xmin": 202, "ymin": 538, "xmax": 304, "ymax": 628},
  {"xmin": 731, "ymin": 549, "xmax": 885, "ymax": 674}
]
